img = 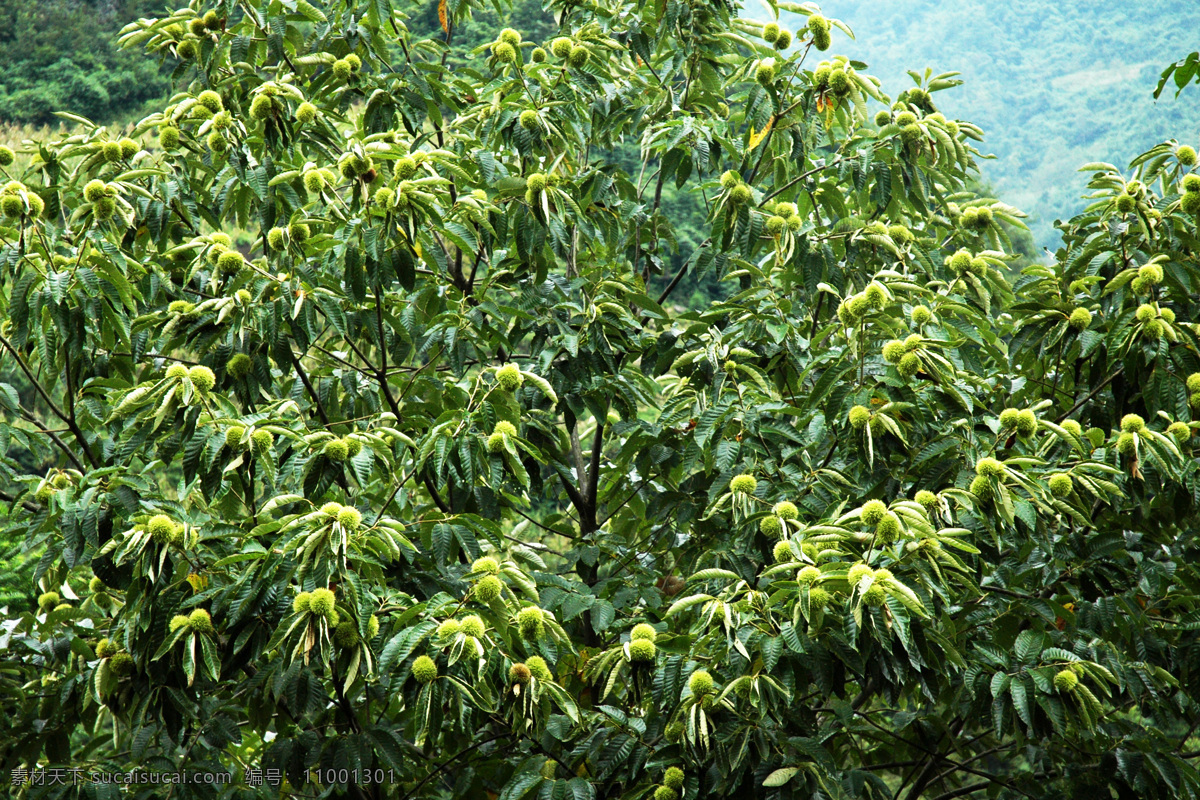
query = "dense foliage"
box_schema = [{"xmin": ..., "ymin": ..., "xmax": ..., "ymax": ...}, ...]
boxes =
[
  {"xmin": 813, "ymin": 0, "xmax": 1200, "ymax": 247},
  {"xmin": 3, "ymin": 1, "xmax": 1200, "ymax": 799}
]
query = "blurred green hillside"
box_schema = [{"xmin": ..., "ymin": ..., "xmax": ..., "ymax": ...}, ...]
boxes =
[
  {"xmin": 791, "ymin": 0, "xmax": 1200, "ymax": 248},
  {"xmin": 0, "ymin": 0, "xmax": 171, "ymax": 125}
]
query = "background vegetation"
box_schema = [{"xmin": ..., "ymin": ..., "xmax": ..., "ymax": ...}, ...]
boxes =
[
  {"xmin": 0, "ymin": 0, "xmax": 171, "ymax": 125},
  {"xmin": 803, "ymin": 0, "xmax": 1200, "ymax": 246}
]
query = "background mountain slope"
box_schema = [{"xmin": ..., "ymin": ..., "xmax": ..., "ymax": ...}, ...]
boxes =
[
  {"xmin": 0, "ymin": 0, "xmax": 169, "ymax": 125},
  {"xmin": 790, "ymin": 0, "xmax": 1200, "ymax": 248}
]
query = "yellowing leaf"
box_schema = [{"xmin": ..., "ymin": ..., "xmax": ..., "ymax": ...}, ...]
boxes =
[
  {"xmin": 748, "ymin": 117, "xmax": 775, "ymax": 151},
  {"xmin": 438, "ymin": 0, "xmax": 449, "ymax": 34}
]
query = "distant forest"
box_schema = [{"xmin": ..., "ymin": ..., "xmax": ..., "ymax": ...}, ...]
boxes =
[
  {"xmin": 805, "ymin": 0, "xmax": 1200, "ymax": 247},
  {"xmin": 0, "ymin": 0, "xmax": 172, "ymax": 124}
]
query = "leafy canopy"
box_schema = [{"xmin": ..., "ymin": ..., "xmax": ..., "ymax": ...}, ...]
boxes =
[{"xmin": 3, "ymin": 0, "xmax": 1200, "ymax": 798}]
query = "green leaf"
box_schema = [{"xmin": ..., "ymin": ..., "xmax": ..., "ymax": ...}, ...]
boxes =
[{"xmin": 763, "ymin": 767, "xmax": 803, "ymax": 787}]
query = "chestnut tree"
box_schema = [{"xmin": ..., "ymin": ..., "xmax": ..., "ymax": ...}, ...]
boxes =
[{"xmin": 3, "ymin": 0, "xmax": 1200, "ymax": 798}]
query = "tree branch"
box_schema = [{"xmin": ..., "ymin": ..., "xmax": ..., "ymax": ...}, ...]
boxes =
[
  {"xmin": 930, "ymin": 782, "xmax": 989, "ymax": 800},
  {"xmin": 583, "ymin": 420, "xmax": 604, "ymax": 529},
  {"xmin": 373, "ymin": 290, "xmax": 403, "ymax": 420},
  {"xmin": 1055, "ymin": 367, "xmax": 1123, "ymax": 423},
  {"xmin": 554, "ymin": 462, "xmax": 588, "ymax": 515},
  {"xmin": 423, "ymin": 474, "xmax": 450, "ymax": 513},
  {"xmin": 16, "ymin": 407, "xmax": 86, "ymax": 472},
  {"xmin": 0, "ymin": 489, "xmax": 41, "ymax": 512},
  {"xmin": 398, "ymin": 733, "xmax": 509, "ymax": 800},
  {"xmin": 288, "ymin": 349, "xmax": 330, "ymax": 426},
  {"xmin": 0, "ymin": 332, "xmax": 98, "ymax": 467}
]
